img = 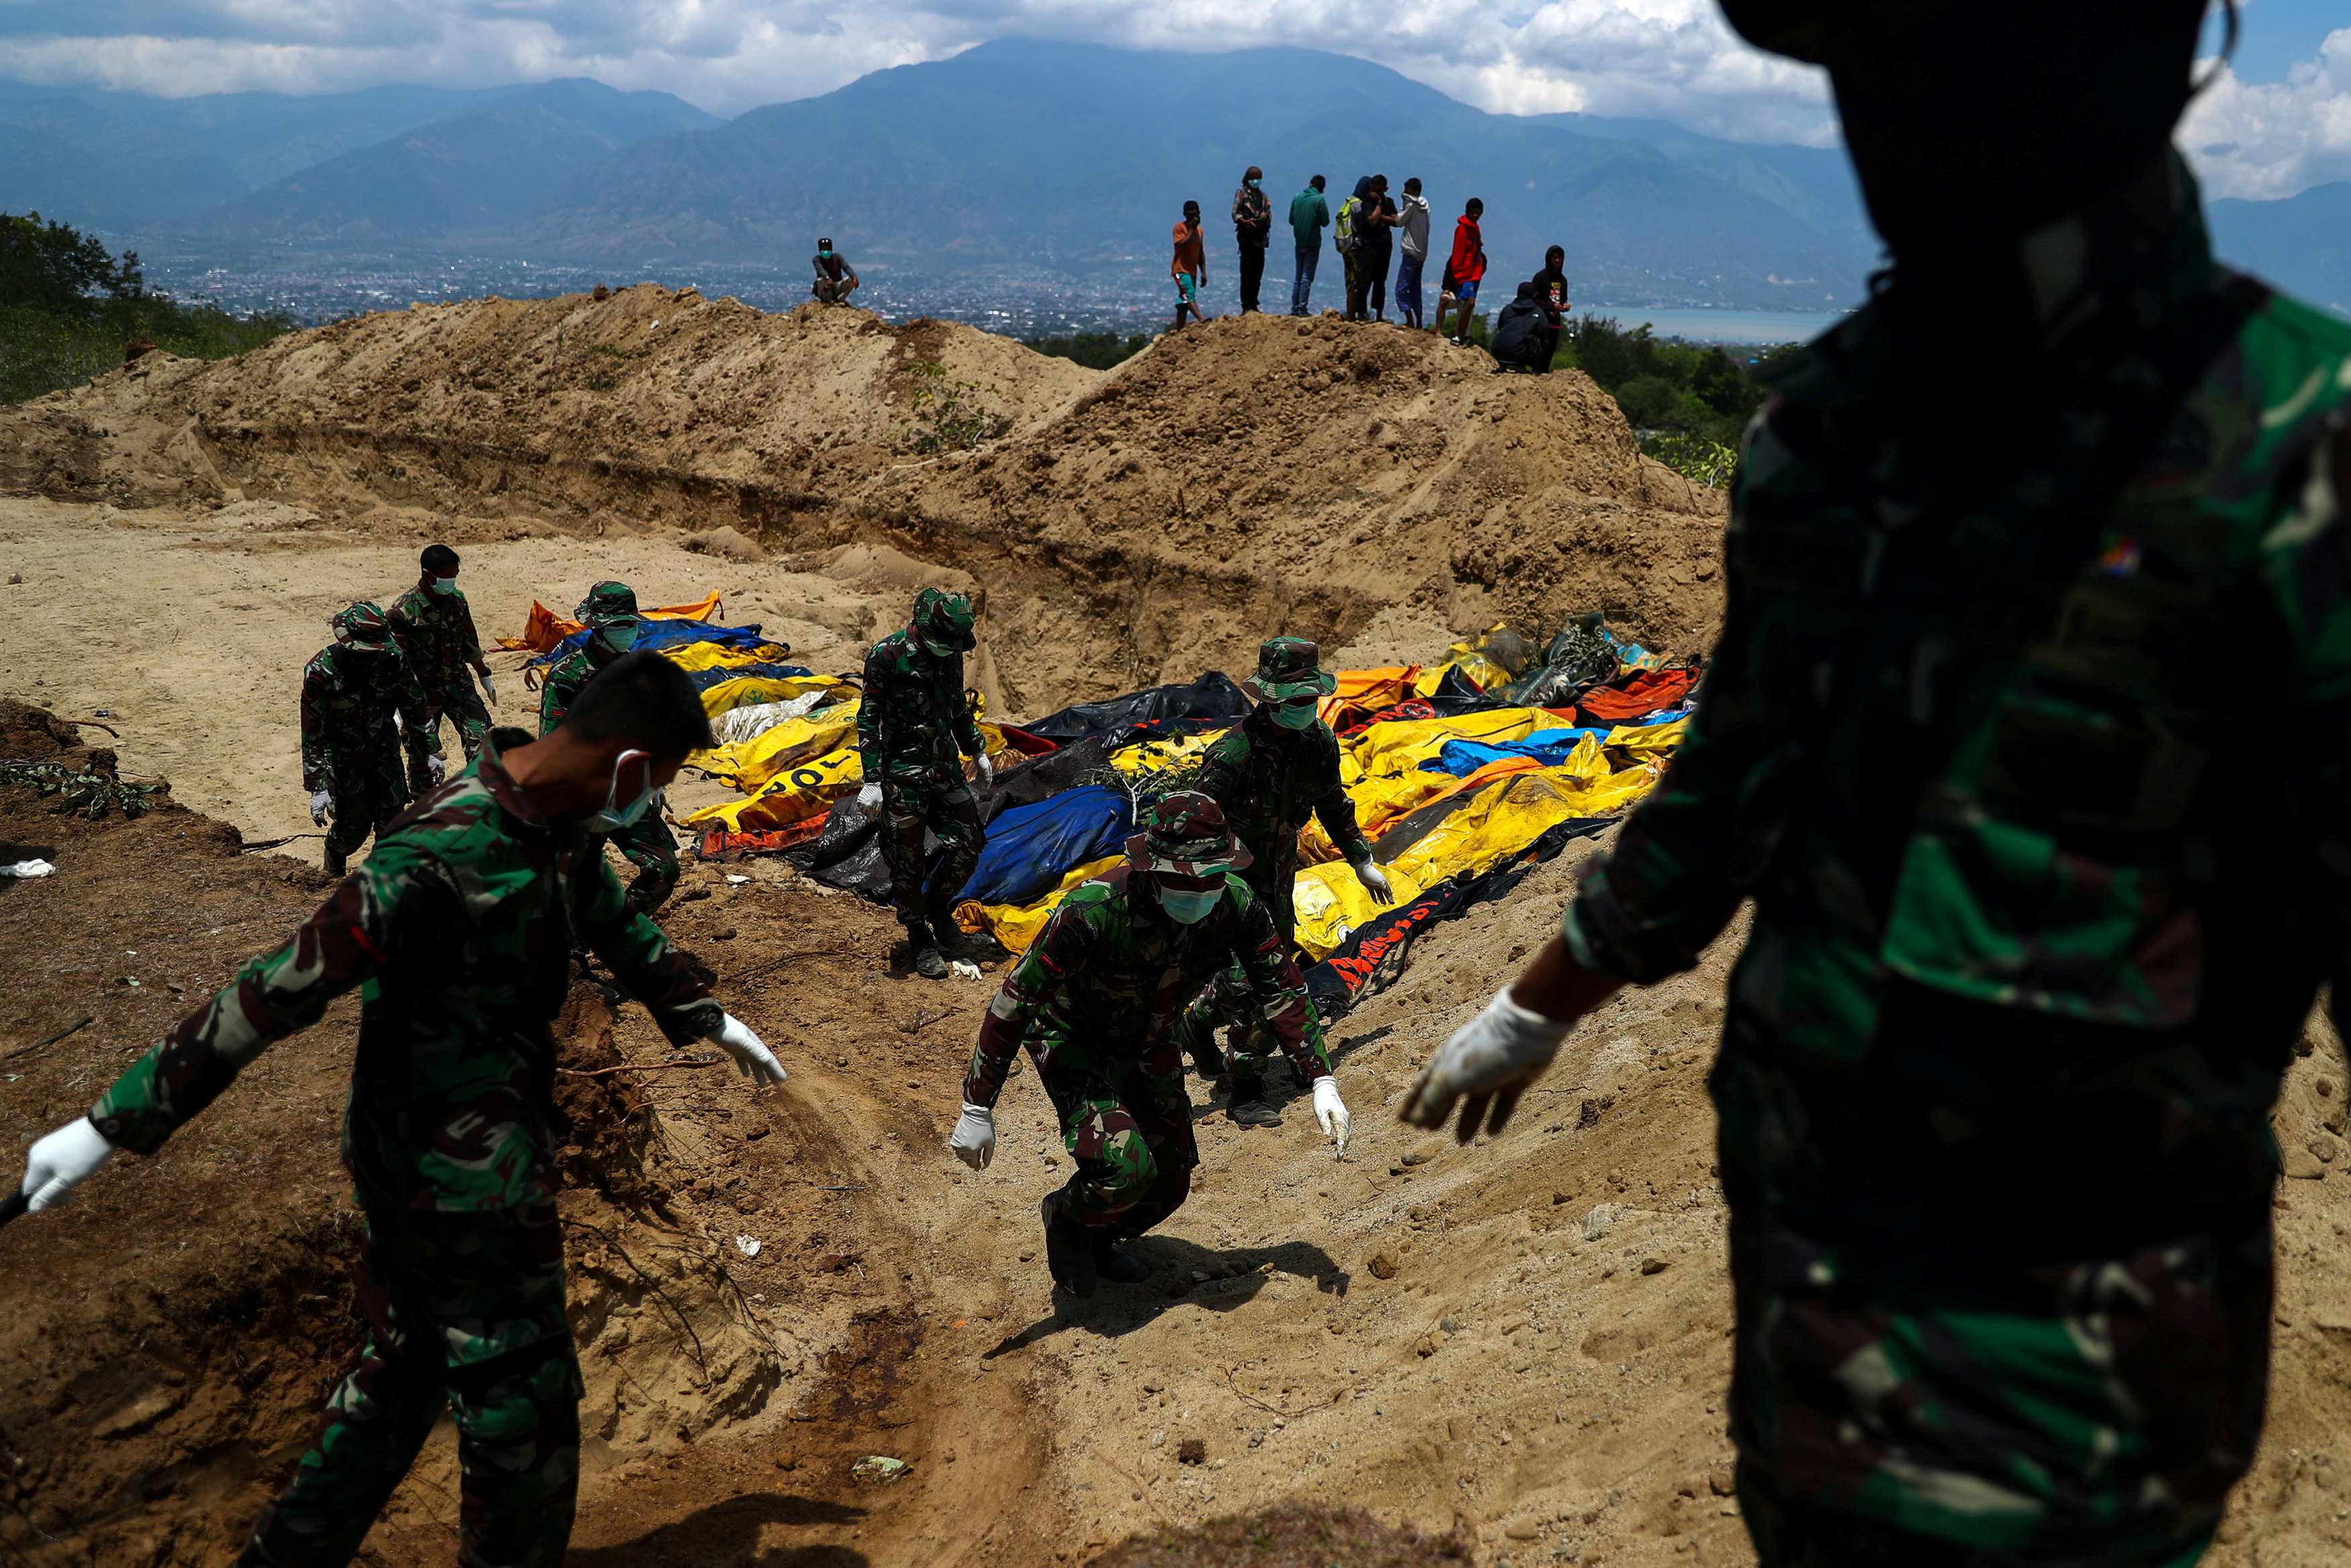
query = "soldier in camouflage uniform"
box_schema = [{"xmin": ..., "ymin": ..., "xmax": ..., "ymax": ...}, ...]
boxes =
[
  {"xmin": 390, "ymin": 543, "xmax": 497, "ymax": 791},
  {"xmin": 944, "ymin": 793, "xmax": 1351, "ymax": 1296},
  {"xmin": 1175, "ymin": 637, "xmax": 1388, "ymax": 1126},
  {"xmin": 538, "ymin": 581, "xmax": 680, "ymax": 915},
  {"xmin": 1403, "ymin": 5, "xmax": 2351, "ymax": 1565},
  {"xmin": 855, "ymin": 588, "xmax": 993, "ymax": 979},
  {"xmin": 302, "ymin": 602, "xmax": 439, "ymax": 878},
  {"xmin": 16, "ymin": 651, "xmax": 789, "ymax": 1567}
]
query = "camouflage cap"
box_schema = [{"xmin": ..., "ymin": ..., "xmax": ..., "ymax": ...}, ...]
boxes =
[
  {"xmin": 913, "ymin": 587, "xmax": 977, "ymax": 655},
  {"xmin": 576, "ymin": 580, "xmax": 642, "ymax": 629},
  {"xmin": 332, "ymin": 601, "xmax": 396, "ymax": 647},
  {"xmin": 1241, "ymin": 636, "xmax": 1337, "ymax": 702},
  {"xmin": 1124, "ymin": 790, "xmax": 1254, "ymax": 877}
]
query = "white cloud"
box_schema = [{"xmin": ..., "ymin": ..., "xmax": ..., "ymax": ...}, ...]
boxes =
[
  {"xmin": 0, "ymin": 0, "xmax": 1836, "ymax": 142},
  {"xmin": 2182, "ymin": 26, "xmax": 2351, "ymax": 197}
]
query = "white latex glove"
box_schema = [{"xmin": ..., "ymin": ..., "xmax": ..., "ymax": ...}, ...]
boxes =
[
  {"xmin": 707, "ymin": 1013, "xmax": 787, "ymax": 1088},
  {"xmin": 1399, "ymin": 986, "xmax": 1575, "ymax": 1140},
  {"xmin": 1354, "ymin": 860, "xmax": 1392, "ymax": 903},
  {"xmin": 425, "ymin": 753, "xmax": 447, "ymax": 785},
  {"xmin": 479, "ymin": 672, "xmax": 498, "ymax": 705},
  {"xmin": 977, "ymin": 751, "xmax": 995, "ymax": 785},
  {"xmin": 856, "ymin": 783, "xmax": 883, "ymax": 812},
  {"xmin": 309, "ymin": 790, "xmax": 334, "ymax": 827},
  {"xmin": 948, "ymin": 1103, "xmax": 997, "ymax": 1170},
  {"xmin": 1311, "ymin": 1075, "xmax": 1351, "ymax": 1156},
  {"xmin": 21, "ymin": 1117, "xmax": 114, "ymax": 1213}
]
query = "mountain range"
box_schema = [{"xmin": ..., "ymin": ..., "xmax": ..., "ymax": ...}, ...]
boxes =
[{"xmin": 0, "ymin": 42, "xmax": 2340, "ymax": 316}]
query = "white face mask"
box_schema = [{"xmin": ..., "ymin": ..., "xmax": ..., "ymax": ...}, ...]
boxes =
[
  {"xmin": 432, "ymin": 576, "xmax": 458, "ymax": 595},
  {"xmin": 584, "ymin": 750, "xmax": 660, "ymax": 833}
]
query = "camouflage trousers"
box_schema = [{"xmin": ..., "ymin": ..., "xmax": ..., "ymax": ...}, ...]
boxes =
[
  {"xmin": 324, "ymin": 749, "xmax": 412, "ymax": 872},
  {"xmin": 1172, "ymin": 860, "xmax": 1296, "ymax": 1084},
  {"xmin": 405, "ymin": 681, "xmax": 492, "ymax": 794},
  {"xmin": 1036, "ymin": 1044, "xmax": 1199, "ymax": 1238},
  {"xmin": 236, "ymin": 1202, "xmax": 581, "ymax": 1568},
  {"xmin": 1714, "ymin": 1032, "xmax": 2274, "ymax": 1568},
  {"xmin": 590, "ymin": 811, "xmax": 679, "ymax": 915},
  {"xmin": 879, "ymin": 774, "xmax": 985, "ymax": 936}
]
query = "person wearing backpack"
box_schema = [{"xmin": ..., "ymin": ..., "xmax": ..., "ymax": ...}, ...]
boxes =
[
  {"xmin": 1335, "ymin": 177, "xmax": 1371, "ymax": 321},
  {"xmin": 1435, "ymin": 197, "xmax": 1486, "ymax": 342}
]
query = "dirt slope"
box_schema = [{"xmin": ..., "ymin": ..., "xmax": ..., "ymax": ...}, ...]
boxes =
[{"xmin": 0, "ymin": 296, "xmax": 1724, "ymax": 714}]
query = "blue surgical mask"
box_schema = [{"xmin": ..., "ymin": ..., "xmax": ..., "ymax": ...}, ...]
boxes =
[
  {"xmin": 432, "ymin": 575, "xmax": 457, "ymax": 595},
  {"xmin": 584, "ymin": 751, "xmax": 659, "ymax": 833},
  {"xmin": 1246, "ymin": 178, "xmax": 1261, "ymax": 189},
  {"xmin": 1158, "ymin": 886, "xmax": 1222, "ymax": 924},
  {"xmin": 1270, "ymin": 700, "xmax": 1319, "ymax": 731}
]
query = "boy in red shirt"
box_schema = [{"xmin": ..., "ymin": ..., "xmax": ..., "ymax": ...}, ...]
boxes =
[
  {"xmin": 1171, "ymin": 200, "xmax": 1208, "ymax": 330},
  {"xmin": 1435, "ymin": 197, "xmax": 1486, "ymax": 344}
]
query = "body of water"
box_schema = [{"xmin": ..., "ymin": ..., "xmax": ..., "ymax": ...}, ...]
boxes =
[{"xmin": 1582, "ymin": 307, "xmax": 1849, "ymax": 344}]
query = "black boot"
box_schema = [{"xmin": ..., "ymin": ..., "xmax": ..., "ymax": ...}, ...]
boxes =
[
  {"xmin": 1092, "ymin": 1232, "xmax": 1151, "ymax": 1285},
  {"xmin": 905, "ymin": 921, "xmax": 948, "ymax": 980},
  {"xmin": 1227, "ymin": 1075, "xmax": 1282, "ymax": 1128},
  {"xmin": 1040, "ymin": 1192, "xmax": 1096, "ymax": 1298},
  {"xmin": 322, "ymin": 843, "xmax": 347, "ymax": 878}
]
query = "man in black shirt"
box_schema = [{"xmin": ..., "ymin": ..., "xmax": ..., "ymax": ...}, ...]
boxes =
[
  {"xmin": 811, "ymin": 238, "xmax": 859, "ymax": 305},
  {"xmin": 1530, "ymin": 244, "xmax": 1570, "ymax": 370},
  {"xmin": 1231, "ymin": 167, "xmax": 1273, "ymax": 314}
]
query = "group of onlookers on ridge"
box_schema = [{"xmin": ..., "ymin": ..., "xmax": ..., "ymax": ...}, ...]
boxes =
[{"xmin": 1173, "ymin": 171, "xmax": 1572, "ymax": 370}]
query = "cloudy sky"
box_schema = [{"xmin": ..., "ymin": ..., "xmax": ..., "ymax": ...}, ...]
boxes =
[{"xmin": 4, "ymin": 0, "xmax": 2346, "ymax": 200}]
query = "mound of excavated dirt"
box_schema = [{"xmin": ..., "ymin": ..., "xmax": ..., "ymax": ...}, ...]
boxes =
[{"xmin": 0, "ymin": 296, "xmax": 1724, "ymax": 716}]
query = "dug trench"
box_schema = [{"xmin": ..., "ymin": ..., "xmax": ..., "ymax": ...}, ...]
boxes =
[{"xmin": 1, "ymin": 302, "xmax": 2348, "ymax": 1566}]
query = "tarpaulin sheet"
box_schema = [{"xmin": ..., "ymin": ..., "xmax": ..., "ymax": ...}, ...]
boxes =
[
  {"xmin": 523, "ymin": 620, "xmax": 793, "ymax": 673},
  {"xmin": 1304, "ymin": 816, "xmax": 1615, "ymax": 1017},
  {"xmin": 789, "ymin": 795, "xmax": 889, "ymax": 895},
  {"xmin": 1292, "ymin": 859, "xmax": 1431, "ymax": 963},
  {"xmin": 973, "ymin": 737, "xmax": 1113, "ymax": 824},
  {"xmin": 1579, "ymin": 668, "xmax": 1696, "ymax": 726},
  {"xmin": 711, "ymin": 690, "xmax": 839, "ymax": 747},
  {"xmin": 1343, "ymin": 706, "xmax": 1557, "ymax": 786},
  {"xmin": 1425, "ymin": 728, "xmax": 1609, "ymax": 776},
  {"xmin": 1024, "ymin": 672, "xmax": 1251, "ymax": 742},
  {"xmin": 961, "ymin": 856, "xmax": 1124, "ymax": 952},
  {"xmin": 1606, "ymin": 717, "xmax": 1689, "ymax": 759},
  {"xmin": 496, "ymin": 591, "xmax": 726, "ymax": 653},
  {"xmin": 1109, "ymin": 727, "xmax": 1229, "ymax": 777},
  {"xmin": 959, "ymin": 786, "xmax": 1134, "ymax": 908},
  {"xmin": 695, "ymin": 702, "xmax": 862, "ymax": 793},
  {"xmin": 684, "ymin": 746, "xmax": 862, "ymax": 833}
]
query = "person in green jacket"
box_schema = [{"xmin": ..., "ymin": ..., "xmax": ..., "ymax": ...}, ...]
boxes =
[
  {"xmin": 302, "ymin": 601, "xmax": 440, "ymax": 878},
  {"xmin": 389, "ymin": 543, "xmax": 497, "ymax": 790},
  {"xmin": 1403, "ymin": 3, "xmax": 2351, "ymax": 1565},
  {"xmin": 1174, "ymin": 637, "xmax": 1388, "ymax": 1126},
  {"xmin": 16, "ymin": 651, "xmax": 788, "ymax": 1567},
  {"xmin": 1288, "ymin": 175, "xmax": 1329, "ymax": 316},
  {"xmin": 538, "ymin": 580, "xmax": 680, "ymax": 915}
]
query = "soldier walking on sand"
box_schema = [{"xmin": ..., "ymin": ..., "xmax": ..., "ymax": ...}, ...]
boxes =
[
  {"xmin": 390, "ymin": 543, "xmax": 497, "ymax": 790},
  {"xmin": 1403, "ymin": 3, "xmax": 2351, "ymax": 1565},
  {"xmin": 945, "ymin": 794, "xmax": 1351, "ymax": 1297},
  {"xmin": 1174, "ymin": 637, "xmax": 1388, "ymax": 1127},
  {"xmin": 302, "ymin": 601, "xmax": 439, "ymax": 878},
  {"xmin": 856, "ymin": 588, "xmax": 993, "ymax": 980},
  {"xmin": 539, "ymin": 581, "xmax": 681, "ymax": 915},
  {"xmin": 15, "ymin": 651, "xmax": 789, "ymax": 1568}
]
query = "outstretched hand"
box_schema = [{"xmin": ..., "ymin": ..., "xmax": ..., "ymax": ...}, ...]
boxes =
[{"xmin": 1397, "ymin": 937, "xmax": 1620, "ymax": 1143}]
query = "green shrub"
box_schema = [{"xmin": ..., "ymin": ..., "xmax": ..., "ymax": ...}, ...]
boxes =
[
  {"xmin": 1554, "ymin": 313, "xmax": 1795, "ymax": 447},
  {"xmin": 901, "ymin": 360, "xmax": 1000, "ymax": 453},
  {"xmin": 1024, "ymin": 330, "xmax": 1151, "ymax": 369},
  {"xmin": 1641, "ymin": 430, "xmax": 1742, "ymax": 490}
]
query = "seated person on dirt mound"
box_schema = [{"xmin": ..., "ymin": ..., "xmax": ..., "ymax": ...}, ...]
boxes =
[
  {"xmin": 1173, "ymin": 637, "xmax": 1390, "ymax": 1127},
  {"xmin": 390, "ymin": 543, "xmax": 499, "ymax": 794},
  {"xmin": 811, "ymin": 237, "xmax": 858, "ymax": 304},
  {"xmin": 1486, "ymin": 279, "xmax": 1554, "ymax": 374},
  {"xmin": 1403, "ymin": 3, "xmax": 2351, "ymax": 1566},
  {"xmin": 854, "ymin": 587, "xmax": 994, "ymax": 980},
  {"xmin": 539, "ymin": 580, "xmax": 681, "ymax": 915},
  {"xmin": 944, "ymin": 792, "xmax": 1351, "ymax": 1298},
  {"xmin": 302, "ymin": 600, "xmax": 441, "ymax": 878},
  {"xmin": 15, "ymin": 650, "xmax": 789, "ymax": 1567}
]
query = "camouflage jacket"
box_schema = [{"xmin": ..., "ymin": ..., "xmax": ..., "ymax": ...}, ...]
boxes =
[
  {"xmin": 388, "ymin": 580, "xmax": 485, "ymax": 698},
  {"xmin": 963, "ymin": 864, "xmax": 1331, "ymax": 1107},
  {"xmin": 300, "ymin": 642, "xmax": 439, "ymax": 793},
  {"xmin": 856, "ymin": 630, "xmax": 984, "ymax": 785},
  {"xmin": 91, "ymin": 729, "xmax": 722, "ymax": 1211},
  {"xmin": 1194, "ymin": 705, "xmax": 1371, "ymax": 885},
  {"xmin": 537, "ymin": 644, "xmax": 605, "ymax": 735}
]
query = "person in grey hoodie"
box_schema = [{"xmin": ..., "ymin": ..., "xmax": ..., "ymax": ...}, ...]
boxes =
[{"xmin": 1394, "ymin": 178, "xmax": 1433, "ymax": 328}]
